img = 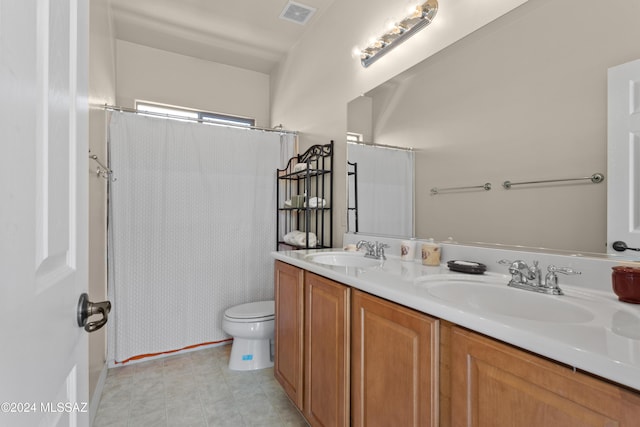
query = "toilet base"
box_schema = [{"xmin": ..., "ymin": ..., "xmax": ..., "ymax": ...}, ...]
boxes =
[{"xmin": 228, "ymin": 337, "xmax": 273, "ymax": 371}]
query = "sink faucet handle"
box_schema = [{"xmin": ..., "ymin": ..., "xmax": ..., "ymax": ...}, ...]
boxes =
[
  {"xmin": 543, "ymin": 265, "xmax": 581, "ymax": 295},
  {"xmin": 507, "ymin": 260, "xmax": 530, "ymax": 273},
  {"xmin": 356, "ymin": 240, "xmax": 373, "ymax": 252},
  {"xmin": 372, "ymin": 242, "xmax": 389, "ymax": 259},
  {"xmin": 500, "ymin": 259, "xmax": 538, "ymax": 284},
  {"xmin": 547, "ymin": 265, "xmax": 581, "ymax": 276},
  {"xmin": 531, "ymin": 260, "xmax": 542, "ymax": 285}
]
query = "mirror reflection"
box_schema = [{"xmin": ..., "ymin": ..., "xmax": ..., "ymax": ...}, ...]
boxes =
[
  {"xmin": 347, "ymin": 141, "xmax": 414, "ymax": 237},
  {"xmin": 345, "ymin": 0, "xmax": 640, "ymax": 255},
  {"xmin": 347, "ymin": 89, "xmax": 415, "ymax": 238}
]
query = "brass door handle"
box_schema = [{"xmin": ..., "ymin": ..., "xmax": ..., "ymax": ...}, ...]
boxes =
[{"xmin": 77, "ymin": 293, "xmax": 112, "ymax": 333}]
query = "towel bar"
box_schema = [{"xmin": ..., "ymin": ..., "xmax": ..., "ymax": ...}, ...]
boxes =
[
  {"xmin": 502, "ymin": 173, "xmax": 604, "ymax": 189},
  {"xmin": 430, "ymin": 183, "xmax": 492, "ymax": 195}
]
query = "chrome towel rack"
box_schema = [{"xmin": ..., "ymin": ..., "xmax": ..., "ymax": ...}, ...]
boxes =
[
  {"xmin": 89, "ymin": 152, "xmax": 115, "ymax": 181},
  {"xmin": 430, "ymin": 182, "xmax": 492, "ymax": 195},
  {"xmin": 502, "ymin": 173, "xmax": 604, "ymax": 189}
]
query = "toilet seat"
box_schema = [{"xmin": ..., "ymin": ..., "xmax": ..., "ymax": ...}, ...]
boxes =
[
  {"xmin": 222, "ymin": 300, "xmax": 275, "ymax": 371},
  {"xmin": 224, "ymin": 300, "xmax": 274, "ymax": 322}
]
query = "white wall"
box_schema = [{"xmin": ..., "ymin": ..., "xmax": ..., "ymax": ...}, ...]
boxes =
[
  {"xmin": 347, "ymin": 96, "xmax": 373, "ymax": 143},
  {"xmin": 115, "ymin": 40, "xmax": 270, "ymax": 127},
  {"xmin": 270, "ymin": 0, "xmax": 640, "ymax": 252},
  {"xmin": 88, "ymin": 0, "xmax": 116, "ymax": 404}
]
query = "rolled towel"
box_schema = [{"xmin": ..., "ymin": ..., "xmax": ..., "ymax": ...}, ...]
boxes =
[
  {"xmin": 293, "ymin": 163, "xmax": 308, "ymax": 172},
  {"xmin": 305, "ymin": 197, "xmax": 326, "ymax": 208},
  {"xmin": 283, "ymin": 230, "xmax": 317, "ymax": 247},
  {"xmin": 284, "ymin": 231, "xmax": 296, "ymax": 246}
]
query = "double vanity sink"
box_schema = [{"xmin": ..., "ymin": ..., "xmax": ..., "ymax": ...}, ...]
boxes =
[
  {"xmin": 305, "ymin": 250, "xmax": 602, "ymax": 325},
  {"xmin": 276, "ymin": 248, "xmax": 640, "ymax": 392}
]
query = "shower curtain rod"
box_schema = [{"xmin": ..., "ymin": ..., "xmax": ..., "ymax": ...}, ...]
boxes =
[
  {"xmin": 347, "ymin": 140, "xmax": 414, "ymax": 152},
  {"xmin": 102, "ymin": 104, "xmax": 298, "ymax": 135}
]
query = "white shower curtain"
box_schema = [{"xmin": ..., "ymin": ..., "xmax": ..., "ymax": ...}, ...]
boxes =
[
  {"xmin": 348, "ymin": 143, "xmax": 414, "ymax": 237},
  {"xmin": 107, "ymin": 112, "xmax": 294, "ymax": 363}
]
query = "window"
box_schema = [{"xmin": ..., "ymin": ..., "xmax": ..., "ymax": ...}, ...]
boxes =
[
  {"xmin": 347, "ymin": 132, "xmax": 364, "ymax": 143},
  {"xmin": 136, "ymin": 102, "xmax": 255, "ymax": 127}
]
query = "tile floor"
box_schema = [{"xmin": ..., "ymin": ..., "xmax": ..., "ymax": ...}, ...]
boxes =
[{"xmin": 93, "ymin": 344, "xmax": 308, "ymax": 427}]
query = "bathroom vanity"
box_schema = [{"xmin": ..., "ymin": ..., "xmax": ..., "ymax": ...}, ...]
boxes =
[{"xmin": 272, "ymin": 244, "xmax": 640, "ymax": 426}]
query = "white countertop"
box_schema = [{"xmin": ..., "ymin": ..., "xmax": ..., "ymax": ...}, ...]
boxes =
[{"xmin": 272, "ymin": 248, "xmax": 640, "ymax": 392}]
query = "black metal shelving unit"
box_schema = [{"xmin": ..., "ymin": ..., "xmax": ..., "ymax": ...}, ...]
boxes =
[
  {"xmin": 347, "ymin": 160, "xmax": 358, "ymax": 233},
  {"xmin": 277, "ymin": 141, "xmax": 333, "ymax": 250}
]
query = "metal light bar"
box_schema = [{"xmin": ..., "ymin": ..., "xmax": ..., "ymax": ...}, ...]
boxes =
[{"xmin": 361, "ymin": 0, "xmax": 438, "ymax": 68}]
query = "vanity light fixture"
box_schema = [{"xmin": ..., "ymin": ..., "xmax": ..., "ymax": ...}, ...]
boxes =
[{"xmin": 360, "ymin": 0, "xmax": 438, "ymax": 68}]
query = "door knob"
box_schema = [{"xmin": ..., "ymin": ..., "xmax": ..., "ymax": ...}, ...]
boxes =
[
  {"xmin": 77, "ymin": 293, "xmax": 111, "ymax": 333},
  {"xmin": 612, "ymin": 241, "xmax": 640, "ymax": 252}
]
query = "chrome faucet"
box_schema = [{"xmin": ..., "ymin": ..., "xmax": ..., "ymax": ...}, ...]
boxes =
[
  {"xmin": 498, "ymin": 259, "xmax": 580, "ymax": 295},
  {"xmin": 356, "ymin": 240, "xmax": 389, "ymax": 260},
  {"xmin": 502, "ymin": 259, "xmax": 540, "ymax": 285}
]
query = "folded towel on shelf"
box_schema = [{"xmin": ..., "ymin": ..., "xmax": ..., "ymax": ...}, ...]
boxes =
[
  {"xmin": 283, "ymin": 196, "xmax": 304, "ymax": 208},
  {"xmin": 304, "ymin": 197, "xmax": 327, "ymax": 208},
  {"xmin": 283, "ymin": 230, "xmax": 318, "ymax": 248},
  {"xmin": 293, "ymin": 163, "xmax": 308, "ymax": 172}
]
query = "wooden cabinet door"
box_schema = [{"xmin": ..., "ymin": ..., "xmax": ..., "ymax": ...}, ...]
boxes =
[
  {"xmin": 304, "ymin": 272, "xmax": 350, "ymax": 427},
  {"xmin": 274, "ymin": 261, "xmax": 304, "ymax": 409},
  {"xmin": 352, "ymin": 290, "xmax": 439, "ymax": 427},
  {"xmin": 450, "ymin": 326, "xmax": 640, "ymax": 427}
]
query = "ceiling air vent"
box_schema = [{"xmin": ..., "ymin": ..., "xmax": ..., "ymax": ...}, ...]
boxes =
[{"xmin": 279, "ymin": 1, "xmax": 316, "ymax": 25}]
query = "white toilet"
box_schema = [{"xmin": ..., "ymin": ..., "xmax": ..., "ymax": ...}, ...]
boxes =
[{"xmin": 222, "ymin": 300, "xmax": 275, "ymax": 371}]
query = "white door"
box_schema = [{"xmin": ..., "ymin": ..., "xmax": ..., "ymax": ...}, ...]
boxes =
[
  {"xmin": 0, "ymin": 1, "xmax": 90, "ymax": 426},
  {"xmin": 608, "ymin": 58, "xmax": 640, "ymax": 256}
]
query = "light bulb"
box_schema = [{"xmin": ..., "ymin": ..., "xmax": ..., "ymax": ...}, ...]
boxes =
[{"xmin": 405, "ymin": 0, "xmax": 421, "ymax": 15}]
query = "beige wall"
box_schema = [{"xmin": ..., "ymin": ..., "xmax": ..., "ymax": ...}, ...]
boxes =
[
  {"xmin": 88, "ymin": 0, "xmax": 116, "ymax": 402},
  {"xmin": 270, "ymin": 0, "xmax": 529, "ymax": 247},
  {"xmin": 376, "ymin": 0, "xmax": 640, "ymax": 252},
  {"xmin": 271, "ymin": 0, "xmax": 640, "ymax": 252},
  {"xmin": 115, "ymin": 40, "xmax": 270, "ymax": 127}
]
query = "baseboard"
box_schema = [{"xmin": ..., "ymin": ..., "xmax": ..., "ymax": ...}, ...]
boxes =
[{"xmin": 89, "ymin": 364, "xmax": 108, "ymax": 426}]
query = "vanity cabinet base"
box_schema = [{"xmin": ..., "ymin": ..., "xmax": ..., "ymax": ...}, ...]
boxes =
[
  {"xmin": 450, "ymin": 326, "xmax": 640, "ymax": 426},
  {"xmin": 304, "ymin": 272, "xmax": 350, "ymax": 427},
  {"xmin": 274, "ymin": 261, "xmax": 350, "ymax": 427},
  {"xmin": 351, "ymin": 289, "xmax": 439, "ymax": 427},
  {"xmin": 274, "ymin": 261, "xmax": 304, "ymax": 409}
]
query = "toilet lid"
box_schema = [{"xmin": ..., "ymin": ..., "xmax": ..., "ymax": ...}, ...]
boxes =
[{"xmin": 225, "ymin": 300, "xmax": 275, "ymax": 319}]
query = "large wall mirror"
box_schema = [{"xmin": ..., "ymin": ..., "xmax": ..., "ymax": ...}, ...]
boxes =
[
  {"xmin": 347, "ymin": 87, "xmax": 416, "ymax": 238},
  {"xmin": 346, "ymin": 0, "xmax": 640, "ymax": 255}
]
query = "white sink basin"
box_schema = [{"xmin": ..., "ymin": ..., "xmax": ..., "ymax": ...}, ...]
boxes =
[
  {"xmin": 304, "ymin": 252, "xmax": 382, "ymax": 268},
  {"xmin": 415, "ymin": 273, "xmax": 508, "ymax": 285},
  {"xmin": 424, "ymin": 280, "xmax": 595, "ymax": 323}
]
